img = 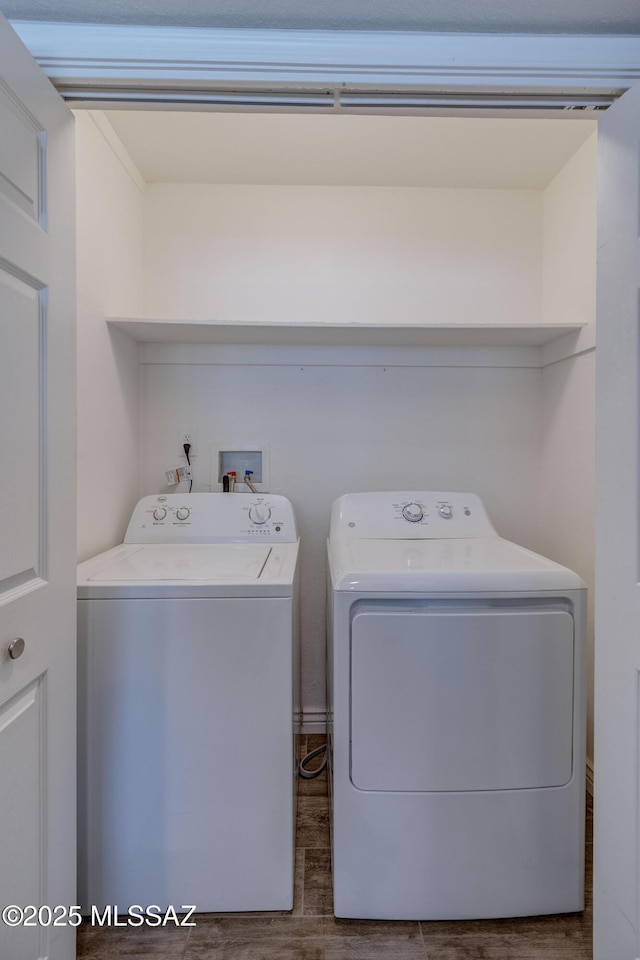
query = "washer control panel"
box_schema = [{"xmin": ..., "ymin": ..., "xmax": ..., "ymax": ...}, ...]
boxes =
[
  {"xmin": 401, "ymin": 502, "xmax": 424, "ymax": 523},
  {"xmin": 330, "ymin": 491, "xmax": 497, "ymax": 540},
  {"xmin": 249, "ymin": 503, "xmax": 271, "ymax": 525},
  {"xmin": 125, "ymin": 493, "xmax": 297, "ymax": 543}
]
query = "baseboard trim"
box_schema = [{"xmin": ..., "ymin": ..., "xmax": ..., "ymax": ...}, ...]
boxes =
[{"xmin": 296, "ymin": 710, "xmax": 327, "ymax": 735}]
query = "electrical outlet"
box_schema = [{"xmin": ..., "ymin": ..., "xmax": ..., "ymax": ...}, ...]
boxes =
[{"xmin": 179, "ymin": 427, "xmax": 197, "ymax": 457}]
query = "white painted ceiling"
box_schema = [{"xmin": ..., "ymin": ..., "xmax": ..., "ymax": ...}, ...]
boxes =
[
  {"xmin": 3, "ymin": 0, "xmax": 640, "ymax": 34},
  {"xmin": 105, "ymin": 111, "xmax": 596, "ymax": 189}
]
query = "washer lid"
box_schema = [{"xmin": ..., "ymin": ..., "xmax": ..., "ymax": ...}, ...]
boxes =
[
  {"xmin": 88, "ymin": 544, "xmax": 271, "ymax": 581},
  {"xmin": 329, "ymin": 537, "xmax": 585, "ymax": 592}
]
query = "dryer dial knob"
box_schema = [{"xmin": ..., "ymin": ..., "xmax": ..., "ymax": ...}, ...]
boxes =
[
  {"xmin": 153, "ymin": 507, "xmax": 167, "ymax": 521},
  {"xmin": 176, "ymin": 507, "xmax": 190, "ymax": 521},
  {"xmin": 249, "ymin": 504, "xmax": 271, "ymax": 525},
  {"xmin": 402, "ymin": 502, "xmax": 424, "ymax": 523},
  {"xmin": 439, "ymin": 504, "xmax": 453, "ymax": 519}
]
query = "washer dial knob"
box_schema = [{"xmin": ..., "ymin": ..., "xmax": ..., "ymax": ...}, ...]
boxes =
[
  {"xmin": 249, "ymin": 504, "xmax": 271, "ymax": 525},
  {"xmin": 439, "ymin": 504, "xmax": 453, "ymax": 519},
  {"xmin": 402, "ymin": 502, "xmax": 424, "ymax": 523},
  {"xmin": 153, "ymin": 507, "xmax": 167, "ymax": 521},
  {"xmin": 176, "ymin": 507, "xmax": 190, "ymax": 521}
]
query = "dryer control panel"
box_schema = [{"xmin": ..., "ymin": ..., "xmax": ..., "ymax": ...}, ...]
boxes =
[
  {"xmin": 125, "ymin": 493, "xmax": 298, "ymax": 543},
  {"xmin": 329, "ymin": 491, "xmax": 497, "ymax": 540}
]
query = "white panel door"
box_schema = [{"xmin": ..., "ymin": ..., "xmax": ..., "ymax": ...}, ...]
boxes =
[
  {"xmin": 595, "ymin": 81, "xmax": 640, "ymax": 960},
  {"xmin": 0, "ymin": 14, "xmax": 76, "ymax": 960}
]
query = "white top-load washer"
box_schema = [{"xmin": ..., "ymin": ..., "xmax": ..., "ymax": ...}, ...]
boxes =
[
  {"xmin": 77, "ymin": 493, "xmax": 299, "ymax": 913},
  {"xmin": 327, "ymin": 491, "xmax": 586, "ymax": 921}
]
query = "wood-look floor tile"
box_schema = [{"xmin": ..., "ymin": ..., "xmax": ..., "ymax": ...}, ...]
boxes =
[
  {"xmin": 421, "ymin": 934, "xmax": 591, "ymax": 959},
  {"xmin": 296, "ymin": 796, "xmax": 330, "ymax": 848},
  {"xmin": 298, "ymin": 770, "xmax": 329, "ymax": 797},
  {"xmin": 182, "ymin": 916, "xmax": 325, "ymax": 959},
  {"xmin": 585, "ymin": 842, "xmax": 593, "ymax": 869},
  {"xmin": 323, "ymin": 917, "xmax": 425, "ymax": 959},
  {"xmin": 186, "ymin": 915, "xmax": 323, "ymax": 941},
  {"xmin": 581, "ymin": 887, "xmax": 593, "ymax": 921},
  {"xmin": 421, "ymin": 912, "xmax": 590, "ymax": 943},
  {"xmin": 303, "ymin": 848, "xmax": 333, "ymax": 916},
  {"xmin": 76, "ymin": 921, "xmax": 188, "ymax": 959},
  {"xmin": 292, "ymin": 847, "xmax": 305, "ymax": 916},
  {"xmin": 183, "ymin": 937, "xmax": 325, "ymax": 959}
]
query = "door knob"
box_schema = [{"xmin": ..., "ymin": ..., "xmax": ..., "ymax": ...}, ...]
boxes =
[{"xmin": 7, "ymin": 637, "xmax": 25, "ymax": 660}]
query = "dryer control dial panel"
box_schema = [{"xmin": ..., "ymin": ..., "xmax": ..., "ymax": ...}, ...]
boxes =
[{"xmin": 330, "ymin": 491, "xmax": 497, "ymax": 540}]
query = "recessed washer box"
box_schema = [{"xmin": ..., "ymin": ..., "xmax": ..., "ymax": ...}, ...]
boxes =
[{"xmin": 211, "ymin": 443, "xmax": 269, "ymax": 492}]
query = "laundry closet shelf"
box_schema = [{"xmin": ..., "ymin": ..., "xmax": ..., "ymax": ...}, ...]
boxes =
[{"xmin": 107, "ymin": 318, "xmax": 584, "ymax": 349}]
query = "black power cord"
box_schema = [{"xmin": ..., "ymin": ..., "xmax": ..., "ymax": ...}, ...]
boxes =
[
  {"xmin": 298, "ymin": 743, "xmax": 327, "ymax": 779},
  {"xmin": 183, "ymin": 443, "xmax": 193, "ymax": 493}
]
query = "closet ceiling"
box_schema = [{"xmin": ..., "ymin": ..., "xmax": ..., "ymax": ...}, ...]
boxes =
[
  {"xmin": 105, "ymin": 112, "xmax": 597, "ymax": 189},
  {"xmin": 2, "ymin": 0, "xmax": 640, "ymax": 34}
]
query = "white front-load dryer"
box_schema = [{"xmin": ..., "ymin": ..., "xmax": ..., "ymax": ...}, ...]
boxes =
[
  {"xmin": 77, "ymin": 493, "xmax": 300, "ymax": 913},
  {"xmin": 326, "ymin": 491, "xmax": 586, "ymax": 920}
]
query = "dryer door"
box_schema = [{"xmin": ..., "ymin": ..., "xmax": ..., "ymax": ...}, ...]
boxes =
[{"xmin": 350, "ymin": 601, "xmax": 574, "ymax": 792}]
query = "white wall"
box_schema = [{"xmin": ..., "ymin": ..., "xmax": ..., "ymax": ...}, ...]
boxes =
[
  {"xmin": 139, "ymin": 358, "xmax": 542, "ymax": 720},
  {"xmin": 539, "ymin": 133, "xmax": 597, "ymax": 774},
  {"xmin": 138, "ymin": 180, "xmax": 548, "ymax": 720},
  {"xmin": 74, "ymin": 127, "xmax": 596, "ymax": 730},
  {"xmin": 142, "ymin": 184, "xmax": 542, "ymax": 326},
  {"xmin": 76, "ymin": 112, "xmax": 145, "ymax": 561}
]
